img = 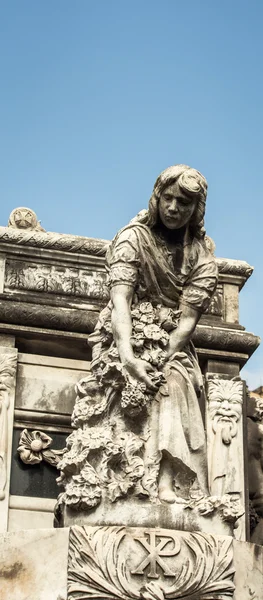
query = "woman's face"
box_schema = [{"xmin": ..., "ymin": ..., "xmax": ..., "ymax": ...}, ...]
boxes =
[{"xmin": 158, "ymin": 181, "xmax": 196, "ymax": 230}]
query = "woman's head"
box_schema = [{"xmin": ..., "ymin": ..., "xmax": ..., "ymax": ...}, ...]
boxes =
[{"xmin": 147, "ymin": 164, "xmax": 208, "ymax": 239}]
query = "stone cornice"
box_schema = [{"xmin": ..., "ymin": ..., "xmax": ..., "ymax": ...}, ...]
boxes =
[
  {"xmin": 0, "ymin": 227, "xmax": 108, "ymax": 257},
  {"xmin": 0, "ymin": 227, "xmax": 253, "ymax": 284}
]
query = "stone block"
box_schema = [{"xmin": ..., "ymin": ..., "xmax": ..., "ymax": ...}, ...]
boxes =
[{"xmin": 0, "ymin": 527, "xmax": 69, "ymax": 600}]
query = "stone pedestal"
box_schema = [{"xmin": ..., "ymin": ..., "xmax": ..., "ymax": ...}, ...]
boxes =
[{"xmin": 0, "ymin": 526, "xmax": 262, "ymax": 600}]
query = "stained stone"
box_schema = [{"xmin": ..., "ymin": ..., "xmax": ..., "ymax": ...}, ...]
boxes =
[{"xmin": 0, "ymin": 528, "xmax": 69, "ymax": 600}]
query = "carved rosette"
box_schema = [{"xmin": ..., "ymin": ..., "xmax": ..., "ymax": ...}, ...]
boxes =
[
  {"xmin": 68, "ymin": 525, "xmax": 235, "ymax": 600},
  {"xmin": 17, "ymin": 429, "xmax": 65, "ymax": 467},
  {"xmin": 0, "ymin": 353, "xmax": 17, "ymax": 500}
]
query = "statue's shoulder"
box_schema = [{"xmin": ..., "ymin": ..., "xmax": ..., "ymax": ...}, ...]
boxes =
[{"xmin": 110, "ymin": 218, "xmax": 152, "ymax": 248}]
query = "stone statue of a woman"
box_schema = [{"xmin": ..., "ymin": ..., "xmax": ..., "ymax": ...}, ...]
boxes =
[{"xmin": 59, "ymin": 164, "xmax": 218, "ymax": 513}]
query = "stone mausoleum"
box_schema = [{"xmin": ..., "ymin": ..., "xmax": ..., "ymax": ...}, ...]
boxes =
[{"xmin": 0, "ymin": 189, "xmax": 263, "ymax": 600}]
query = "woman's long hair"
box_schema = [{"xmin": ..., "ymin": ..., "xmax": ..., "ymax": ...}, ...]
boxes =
[{"xmin": 135, "ymin": 164, "xmax": 208, "ymax": 240}]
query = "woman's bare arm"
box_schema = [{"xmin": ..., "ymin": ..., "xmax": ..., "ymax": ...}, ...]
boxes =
[
  {"xmin": 111, "ymin": 284, "xmax": 134, "ymax": 365},
  {"xmin": 166, "ymin": 303, "xmax": 200, "ymax": 358},
  {"xmin": 111, "ymin": 284, "xmax": 157, "ymax": 392}
]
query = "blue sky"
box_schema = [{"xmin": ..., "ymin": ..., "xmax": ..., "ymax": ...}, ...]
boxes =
[{"xmin": 0, "ymin": 1, "xmax": 262, "ymax": 387}]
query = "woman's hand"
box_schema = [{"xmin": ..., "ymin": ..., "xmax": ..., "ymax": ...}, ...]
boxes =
[{"xmin": 124, "ymin": 358, "xmax": 158, "ymax": 394}]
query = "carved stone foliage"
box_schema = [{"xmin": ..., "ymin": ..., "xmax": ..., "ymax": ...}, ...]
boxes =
[
  {"xmin": 17, "ymin": 429, "xmax": 64, "ymax": 467},
  {"xmin": 68, "ymin": 525, "xmax": 235, "ymax": 600},
  {"xmin": 5, "ymin": 260, "xmax": 109, "ymax": 301},
  {"xmin": 0, "ymin": 353, "xmax": 17, "ymax": 500},
  {"xmin": 57, "ymin": 302, "xmax": 172, "ymax": 511},
  {"xmin": 206, "ymin": 377, "xmax": 244, "ymax": 498}
]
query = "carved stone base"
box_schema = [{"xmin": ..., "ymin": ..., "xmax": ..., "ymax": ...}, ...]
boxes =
[
  {"xmin": 62, "ymin": 497, "xmax": 239, "ymax": 537},
  {"xmin": 0, "ymin": 526, "xmax": 262, "ymax": 600},
  {"xmin": 68, "ymin": 525, "xmax": 236, "ymax": 600}
]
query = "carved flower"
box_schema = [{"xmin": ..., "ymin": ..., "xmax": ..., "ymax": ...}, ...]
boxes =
[
  {"xmin": 134, "ymin": 322, "xmax": 145, "ymax": 333},
  {"xmin": 121, "ymin": 381, "xmax": 149, "ymax": 416},
  {"xmin": 64, "ymin": 464, "xmax": 102, "ymax": 509},
  {"xmin": 131, "ymin": 307, "xmax": 141, "ymax": 320},
  {"xmin": 139, "ymin": 302, "xmax": 155, "ymax": 315},
  {"xmin": 140, "ymin": 313, "xmax": 155, "ymax": 324},
  {"xmin": 220, "ymin": 494, "xmax": 245, "ymax": 523},
  {"xmin": 73, "ymin": 377, "xmax": 108, "ymax": 425},
  {"xmin": 17, "ymin": 429, "xmax": 53, "ymax": 465},
  {"xmin": 100, "ymin": 362, "xmax": 126, "ymax": 390},
  {"xmin": 131, "ymin": 332, "xmax": 144, "ymax": 349}
]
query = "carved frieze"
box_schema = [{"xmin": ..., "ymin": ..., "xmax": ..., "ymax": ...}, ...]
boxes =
[
  {"xmin": 0, "ymin": 353, "xmax": 17, "ymax": 500},
  {"xmin": 68, "ymin": 525, "xmax": 235, "ymax": 600},
  {"xmin": 4, "ymin": 260, "xmax": 109, "ymax": 301}
]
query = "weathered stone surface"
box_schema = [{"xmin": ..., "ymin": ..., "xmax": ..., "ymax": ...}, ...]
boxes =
[
  {"xmin": 0, "ymin": 347, "xmax": 18, "ymax": 533},
  {"xmin": 62, "ymin": 496, "xmax": 239, "ymax": 536},
  {"xmin": 15, "ymin": 353, "xmax": 90, "ymax": 415},
  {"xmin": 0, "ymin": 527, "xmax": 69, "ymax": 600},
  {"xmin": 0, "ymin": 224, "xmax": 108, "ymax": 255},
  {"xmin": 0, "ymin": 299, "xmax": 99, "ymax": 333},
  {"xmin": 0, "ymin": 525, "xmax": 261, "ymax": 599},
  {"xmin": 232, "ymin": 538, "xmax": 263, "ymax": 598},
  {"xmin": 8, "ymin": 496, "xmax": 56, "ymax": 532}
]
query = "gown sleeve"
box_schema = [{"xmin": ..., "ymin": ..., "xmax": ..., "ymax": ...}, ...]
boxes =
[
  {"xmin": 106, "ymin": 227, "xmax": 140, "ymax": 289},
  {"xmin": 180, "ymin": 241, "xmax": 218, "ymax": 312}
]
